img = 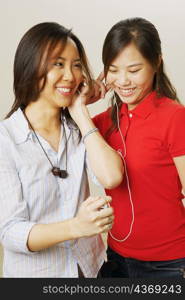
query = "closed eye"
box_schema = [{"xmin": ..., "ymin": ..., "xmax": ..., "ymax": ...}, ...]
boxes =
[
  {"xmin": 108, "ymin": 69, "xmax": 117, "ymax": 73},
  {"xmin": 129, "ymin": 69, "xmax": 141, "ymax": 73}
]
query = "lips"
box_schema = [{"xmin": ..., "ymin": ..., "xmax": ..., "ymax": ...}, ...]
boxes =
[
  {"xmin": 56, "ymin": 87, "xmax": 74, "ymax": 96},
  {"xmin": 118, "ymin": 87, "xmax": 136, "ymax": 96}
]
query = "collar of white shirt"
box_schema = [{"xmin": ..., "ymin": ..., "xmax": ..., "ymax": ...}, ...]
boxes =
[{"xmin": 9, "ymin": 108, "xmax": 79, "ymax": 145}]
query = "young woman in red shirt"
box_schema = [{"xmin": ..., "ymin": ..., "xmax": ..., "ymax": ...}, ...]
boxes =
[{"xmin": 93, "ymin": 17, "xmax": 185, "ymax": 278}]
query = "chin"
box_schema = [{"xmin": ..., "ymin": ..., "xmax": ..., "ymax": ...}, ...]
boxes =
[
  {"xmin": 119, "ymin": 95, "xmax": 135, "ymax": 103},
  {"xmin": 58, "ymin": 98, "xmax": 72, "ymax": 108}
]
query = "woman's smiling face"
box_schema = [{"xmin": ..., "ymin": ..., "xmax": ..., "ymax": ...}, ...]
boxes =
[
  {"xmin": 37, "ymin": 38, "xmax": 84, "ymax": 109},
  {"xmin": 106, "ymin": 42, "xmax": 156, "ymax": 110}
]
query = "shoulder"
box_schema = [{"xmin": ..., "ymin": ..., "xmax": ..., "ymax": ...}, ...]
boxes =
[
  {"xmin": 156, "ymin": 97, "xmax": 185, "ymax": 122},
  {"xmin": 157, "ymin": 96, "xmax": 185, "ymax": 113},
  {"xmin": 0, "ymin": 118, "xmax": 12, "ymax": 140},
  {"xmin": 156, "ymin": 98, "xmax": 185, "ymax": 142},
  {"xmin": 0, "ymin": 119, "xmax": 14, "ymax": 156},
  {"xmin": 0, "ymin": 112, "xmax": 20, "ymax": 145}
]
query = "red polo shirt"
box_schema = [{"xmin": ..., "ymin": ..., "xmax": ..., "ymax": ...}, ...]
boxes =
[{"xmin": 93, "ymin": 91, "xmax": 185, "ymax": 261}]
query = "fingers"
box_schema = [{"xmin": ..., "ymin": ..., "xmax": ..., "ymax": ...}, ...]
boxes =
[
  {"xmin": 105, "ymin": 83, "xmax": 112, "ymax": 92},
  {"xmin": 96, "ymin": 72, "xmax": 106, "ymax": 99},
  {"xmin": 82, "ymin": 195, "xmax": 114, "ymax": 223},
  {"xmin": 78, "ymin": 70, "xmax": 110, "ymax": 105},
  {"xmin": 98, "ymin": 80, "xmax": 107, "ymax": 99},
  {"xmin": 96, "ymin": 71, "xmax": 112, "ymax": 98},
  {"xmin": 87, "ymin": 196, "xmax": 112, "ymax": 211},
  {"xmin": 99, "ymin": 215, "xmax": 114, "ymax": 226},
  {"xmin": 91, "ymin": 81, "xmax": 101, "ymax": 99},
  {"xmin": 95, "ymin": 210, "xmax": 114, "ymax": 234},
  {"xmin": 98, "ymin": 206, "xmax": 113, "ymax": 219},
  {"xmin": 79, "ymin": 82, "xmax": 90, "ymax": 97},
  {"xmin": 97, "ymin": 71, "xmax": 105, "ymax": 81},
  {"xmin": 92, "ymin": 197, "xmax": 114, "ymax": 231},
  {"xmin": 76, "ymin": 195, "xmax": 114, "ymax": 237},
  {"xmin": 102, "ymin": 223, "xmax": 113, "ymax": 233},
  {"xmin": 99, "ymin": 215, "xmax": 114, "ymax": 233}
]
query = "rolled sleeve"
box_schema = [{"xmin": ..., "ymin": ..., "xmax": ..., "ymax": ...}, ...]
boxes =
[
  {"xmin": 0, "ymin": 134, "xmax": 36, "ymax": 254},
  {"xmin": 1, "ymin": 221, "xmax": 36, "ymax": 254}
]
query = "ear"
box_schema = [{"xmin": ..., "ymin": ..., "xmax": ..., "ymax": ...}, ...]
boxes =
[
  {"xmin": 77, "ymin": 81, "xmax": 86, "ymax": 93},
  {"xmin": 157, "ymin": 55, "xmax": 162, "ymax": 69},
  {"xmin": 77, "ymin": 73, "xmax": 86, "ymax": 89}
]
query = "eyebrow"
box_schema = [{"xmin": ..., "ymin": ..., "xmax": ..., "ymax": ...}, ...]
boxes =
[
  {"xmin": 128, "ymin": 63, "xmax": 143, "ymax": 67},
  {"xmin": 57, "ymin": 57, "xmax": 81, "ymax": 62},
  {"xmin": 110, "ymin": 63, "xmax": 143, "ymax": 68}
]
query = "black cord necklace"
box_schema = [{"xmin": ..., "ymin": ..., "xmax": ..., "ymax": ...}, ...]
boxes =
[{"xmin": 24, "ymin": 113, "xmax": 68, "ymax": 179}]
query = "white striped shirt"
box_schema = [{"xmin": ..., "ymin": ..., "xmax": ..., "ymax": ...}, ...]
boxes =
[{"xmin": 0, "ymin": 108, "xmax": 106, "ymax": 277}]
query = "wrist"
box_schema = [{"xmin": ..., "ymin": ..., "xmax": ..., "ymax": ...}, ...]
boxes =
[
  {"xmin": 82, "ymin": 128, "xmax": 99, "ymax": 143},
  {"xmin": 69, "ymin": 217, "xmax": 83, "ymax": 239},
  {"xmin": 76, "ymin": 114, "xmax": 96, "ymax": 136},
  {"xmin": 72, "ymin": 105, "xmax": 91, "ymax": 126},
  {"xmin": 75, "ymin": 103, "xmax": 90, "ymax": 118}
]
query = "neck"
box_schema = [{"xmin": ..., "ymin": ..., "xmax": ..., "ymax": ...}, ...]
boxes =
[{"xmin": 25, "ymin": 101, "xmax": 62, "ymax": 131}]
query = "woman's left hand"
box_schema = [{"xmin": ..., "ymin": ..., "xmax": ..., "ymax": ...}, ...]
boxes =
[
  {"xmin": 68, "ymin": 71, "xmax": 110, "ymax": 122},
  {"xmin": 68, "ymin": 83, "xmax": 90, "ymax": 124},
  {"xmin": 70, "ymin": 71, "xmax": 110, "ymax": 106},
  {"xmin": 87, "ymin": 71, "xmax": 111, "ymax": 104}
]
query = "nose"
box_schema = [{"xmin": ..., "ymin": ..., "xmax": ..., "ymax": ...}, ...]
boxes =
[
  {"xmin": 63, "ymin": 66, "xmax": 74, "ymax": 82},
  {"xmin": 115, "ymin": 71, "xmax": 131, "ymax": 86}
]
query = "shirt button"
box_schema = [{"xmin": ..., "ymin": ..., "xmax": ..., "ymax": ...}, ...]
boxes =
[{"xmin": 129, "ymin": 113, "xmax": 133, "ymax": 118}]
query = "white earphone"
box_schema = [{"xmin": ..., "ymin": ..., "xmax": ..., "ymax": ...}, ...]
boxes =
[{"xmin": 108, "ymin": 92, "xmax": 135, "ymax": 242}]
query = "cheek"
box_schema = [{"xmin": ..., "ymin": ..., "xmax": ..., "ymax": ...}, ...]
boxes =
[
  {"xmin": 142, "ymin": 75, "xmax": 155, "ymax": 88},
  {"xmin": 75, "ymin": 71, "xmax": 84, "ymax": 85},
  {"xmin": 43, "ymin": 71, "xmax": 58, "ymax": 88},
  {"xmin": 134, "ymin": 71, "xmax": 155, "ymax": 87},
  {"xmin": 106, "ymin": 73, "xmax": 116, "ymax": 84},
  {"xmin": 140, "ymin": 68, "xmax": 156, "ymax": 85},
  {"xmin": 72, "ymin": 73, "xmax": 84, "ymax": 93}
]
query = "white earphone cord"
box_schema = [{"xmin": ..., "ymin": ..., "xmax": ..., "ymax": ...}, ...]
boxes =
[{"xmin": 109, "ymin": 99, "xmax": 135, "ymax": 242}]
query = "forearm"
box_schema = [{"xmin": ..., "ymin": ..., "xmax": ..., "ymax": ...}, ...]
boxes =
[
  {"xmin": 27, "ymin": 195, "xmax": 114, "ymax": 252},
  {"xmin": 75, "ymin": 107, "xmax": 124, "ymax": 189},
  {"xmin": 27, "ymin": 218, "xmax": 80, "ymax": 252}
]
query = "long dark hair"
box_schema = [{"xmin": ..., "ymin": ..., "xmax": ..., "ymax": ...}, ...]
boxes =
[
  {"xmin": 6, "ymin": 22, "xmax": 93, "ymax": 121},
  {"xmin": 102, "ymin": 17, "xmax": 179, "ymax": 136}
]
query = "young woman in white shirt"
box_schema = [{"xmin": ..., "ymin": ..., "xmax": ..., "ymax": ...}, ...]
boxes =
[{"xmin": 0, "ymin": 22, "xmax": 123, "ymax": 277}]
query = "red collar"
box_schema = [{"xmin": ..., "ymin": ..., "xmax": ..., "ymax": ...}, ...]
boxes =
[{"xmin": 120, "ymin": 91, "xmax": 160, "ymax": 119}]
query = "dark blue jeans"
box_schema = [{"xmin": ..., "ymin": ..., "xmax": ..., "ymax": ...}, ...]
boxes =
[{"xmin": 99, "ymin": 247, "xmax": 185, "ymax": 278}]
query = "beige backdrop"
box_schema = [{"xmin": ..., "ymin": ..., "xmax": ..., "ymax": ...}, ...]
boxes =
[{"xmin": 0, "ymin": 0, "xmax": 185, "ymax": 277}]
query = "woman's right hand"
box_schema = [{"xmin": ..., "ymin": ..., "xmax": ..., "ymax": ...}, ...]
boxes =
[
  {"xmin": 73, "ymin": 196, "xmax": 114, "ymax": 238},
  {"xmin": 86, "ymin": 71, "xmax": 111, "ymax": 105}
]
